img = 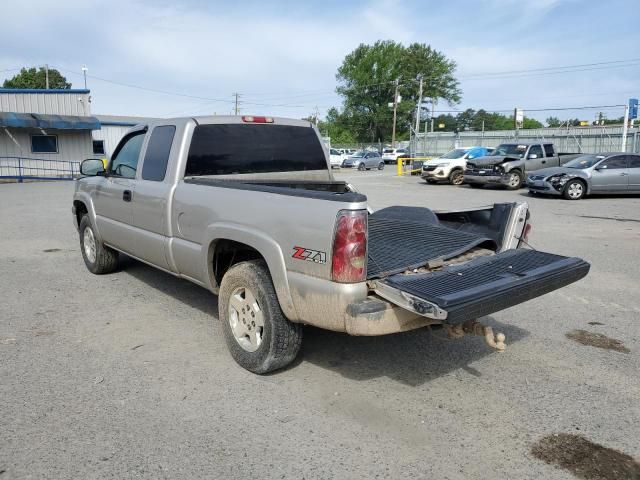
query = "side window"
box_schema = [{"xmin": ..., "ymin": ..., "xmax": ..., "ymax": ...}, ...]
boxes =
[
  {"xmin": 142, "ymin": 126, "xmax": 175, "ymax": 182},
  {"xmin": 528, "ymin": 145, "xmax": 543, "ymax": 158},
  {"xmin": 31, "ymin": 135, "xmax": 58, "ymax": 153},
  {"xmin": 628, "ymin": 155, "xmax": 640, "ymax": 169},
  {"xmin": 109, "ymin": 131, "xmax": 146, "ymax": 179},
  {"xmin": 600, "ymin": 156, "xmax": 628, "ymax": 169},
  {"xmin": 544, "ymin": 144, "xmax": 554, "ymax": 157}
]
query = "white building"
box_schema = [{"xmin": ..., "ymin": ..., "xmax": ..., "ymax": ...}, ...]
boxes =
[{"xmin": 0, "ymin": 89, "xmax": 156, "ymax": 180}]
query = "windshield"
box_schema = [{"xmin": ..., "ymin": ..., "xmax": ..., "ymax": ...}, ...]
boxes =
[
  {"xmin": 352, "ymin": 151, "xmax": 366, "ymax": 157},
  {"xmin": 563, "ymin": 155, "xmax": 605, "ymax": 169},
  {"xmin": 491, "ymin": 144, "xmax": 528, "ymax": 157},
  {"xmin": 330, "ymin": 149, "xmax": 340, "ymax": 155},
  {"xmin": 383, "ymin": 149, "xmax": 394, "ymax": 153},
  {"xmin": 441, "ymin": 149, "xmax": 468, "ymax": 159}
]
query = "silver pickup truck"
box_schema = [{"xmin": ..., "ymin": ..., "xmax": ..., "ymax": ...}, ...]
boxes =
[
  {"xmin": 464, "ymin": 142, "xmax": 580, "ymax": 189},
  {"xmin": 73, "ymin": 116, "xmax": 590, "ymax": 373}
]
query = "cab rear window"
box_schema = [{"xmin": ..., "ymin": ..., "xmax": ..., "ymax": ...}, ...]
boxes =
[{"xmin": 185, "ymin": 124, "xmax": 327, "ymax": 176}]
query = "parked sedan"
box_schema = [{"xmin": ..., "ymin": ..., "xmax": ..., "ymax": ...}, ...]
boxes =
[
  {"xmin": 342, "ymin": 151, "xmax": 384, "ymax": 171},
  {"xmin": 526, "ymin": 152, "xmax": 640, "ymax": 200}
]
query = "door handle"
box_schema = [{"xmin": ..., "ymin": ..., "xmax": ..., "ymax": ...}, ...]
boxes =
[
  {"xmin": 123, "ymin": 190, "xmax": 132, "ymax": 202},
  {"xmin": 541, "ymin": 160, "xmax": 546, "ymax": 164},
  {"xmin": 620, "ymin": 172, "xmax": 629, "ymax": 176}
]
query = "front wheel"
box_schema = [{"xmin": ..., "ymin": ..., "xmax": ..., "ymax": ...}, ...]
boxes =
[
  {"xmin": 505, "ymin": 171, "xmax": 523, "ymax": 190},
  {"xmin": 378, "ymin": 162, "xmax": 385, "ymax": 170},
  {"xmin": 219, "ymin": 260, "xmax": 302, "ymax": 374},
  {"xmin": 79, "ymin": 215, "xmax": 119, "ymax": 274},
  {"xmin": 563, "ymin": 179, "xmax": 586, "ymax": 200},
  {"xmin": 357, "ymin": 163, "xmax": 366, "ymax": 171},
  {"xmin": 448, "ymin": 169, "xmax": 464, "ymax": 185}
]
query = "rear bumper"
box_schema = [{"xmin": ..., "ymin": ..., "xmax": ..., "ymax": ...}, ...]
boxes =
[{"xmin": 287, "ymin": 271, "xmax": 433, "ymax": 335}]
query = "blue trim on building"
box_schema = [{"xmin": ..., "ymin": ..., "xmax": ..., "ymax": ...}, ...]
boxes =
[
  {"xmin": 0, "ymin": 88, "xmax": 90, "ymax": 94},
  {"xmin": 99, "ymin": 121, "xmax": 139, "ymax": 127},
  {"xmin": 0, "ymin": 112, "xmax": 100, "ymax": 130}
]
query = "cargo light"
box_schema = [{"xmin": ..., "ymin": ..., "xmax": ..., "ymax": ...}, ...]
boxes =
[
  {"xmin": 242, "ymin": 116, "xmax": 274, "ymax": 123},
  {"xmin": 332, "ymin": 210, "xmax": 367, "ymax": 283},
  {"xmin": 523, "ymin": 223, "xmax": 532, "ymax": 242}
]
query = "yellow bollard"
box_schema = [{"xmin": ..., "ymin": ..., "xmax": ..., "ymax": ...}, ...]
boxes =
[{"xmin": 397, "ymin": 157, "xmax": 403, "ymax": 176}]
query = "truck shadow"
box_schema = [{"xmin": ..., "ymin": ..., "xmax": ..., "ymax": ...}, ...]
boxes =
[
  {"xmin": 299, "ymin": 320, "xmax": 529, "ymax": 387},
  {"xmin": 121, "ymin": 256, "xmax": 529, "ymax": 387},
  {"xmin": 121, "ymin": 256, "xmax": 219, "ymax": 316}
]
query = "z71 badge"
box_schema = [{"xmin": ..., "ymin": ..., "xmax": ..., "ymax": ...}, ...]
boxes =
[{"xmin": 292, "ymin": 246, "xmax": 326, "ymax": 264}]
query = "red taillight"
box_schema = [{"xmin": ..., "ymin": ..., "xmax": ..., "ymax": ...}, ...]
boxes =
[
  {"xmin": 332, "ymin": 210, "xmax": 367, "ymax": 283},
  {"xmin": 523, "ymin": 223, "xmax": 532, "ymax": 241},
  {"xmin": 242, "ymin": 115, "xmax": 274, "ymax": 123}
]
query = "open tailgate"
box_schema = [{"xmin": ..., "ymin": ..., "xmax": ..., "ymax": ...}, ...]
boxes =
[{"xmin": 371, "ymin": 249, "xmax": 590, "ymax": 324}]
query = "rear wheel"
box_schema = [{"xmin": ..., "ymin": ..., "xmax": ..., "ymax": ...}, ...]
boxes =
[
  {"xmin": 79, "ymin": 215, "xmax": 119, "ymax": 274},
  {"xmin": 448, "ymin": 169, "xmax": 464, "ymax": 185},
  {"xmin": 563, "ymin": 179, "xmax": 586, "ymax": 200},
  {"xmin": 378, "ymin": 162, "xmax": 384, "ymax": 170},
  {"xmin": 219, "ymin": 260, "xmax": 302, "ymax": 374},
  {"xmin": 505, "ymin": 171, "xmax": 523, "ymax": 190}
]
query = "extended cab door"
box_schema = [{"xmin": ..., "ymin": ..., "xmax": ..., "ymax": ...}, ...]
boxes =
[
  {"xmin": 525, "ymin": 144, "xmax": 545, "ymax": 171},
  {"xmin": 94, "ymin": 129, "xmax": 146, "ymax": 252},
  {"xmin": 590, "ymin": 155, "xmax": 629, "ymax": 192},
  {"xmin": 127, "ymin": 125, "xmax": 177, "ymax": 270}
]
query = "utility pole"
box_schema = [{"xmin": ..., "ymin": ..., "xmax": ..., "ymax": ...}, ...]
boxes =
[
  {"xmin": 621, "ymin": 103, "xmax": 630, "ymax": 152},
  {"xmin": 233, "ymin": 93, "xmax": 240, "ymax": 115},
  {"xmin": 414, "ymin": 76, "xmax": 423, "ymax": 134},
  {"xmin": 391, "ymin": 78, "xmax": 399, "ymax": 148},
  {"xmin": 82, "ymin": 65, "xmax": 88, "ymax": 89},
  {"xmin": 45, "ymin": 64, "xmax": 49, "ymax": 89}
]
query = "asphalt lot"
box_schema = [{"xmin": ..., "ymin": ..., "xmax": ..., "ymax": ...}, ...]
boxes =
[{"xmin": 1, "ymin": 170, "xmax": 639, "ymax": 479}]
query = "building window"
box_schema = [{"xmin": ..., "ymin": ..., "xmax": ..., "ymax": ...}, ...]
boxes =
[
  {"xmin": 31, "ymin": 135, "xmax": 58, "ymax": 154},
  {"xmin": 93, "ymin": 140, "xmax": 105, "ymax": 155}
]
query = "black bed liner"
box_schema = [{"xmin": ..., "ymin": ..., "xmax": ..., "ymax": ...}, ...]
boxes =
[
  {"xmin": 367, "ymin": 213, "xmax": 496, "ymax": 279},
  {"xmin": 379, "ymin": 249, "xmax": 590, "ymax": 324}
]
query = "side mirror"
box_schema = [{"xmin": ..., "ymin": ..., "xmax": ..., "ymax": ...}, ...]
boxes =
[
  {"xmin": 80, "ymin": 158, "xmax": 106, "ymax": 176},
  {"xmin": 528, "ymin": 154, "xmax": 538, "ymax": 159}
]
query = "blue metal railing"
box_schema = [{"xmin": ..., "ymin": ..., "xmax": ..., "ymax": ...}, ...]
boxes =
[{"xmin": 0, "ymin": 156, "xmax": 80, "ymax": 182}]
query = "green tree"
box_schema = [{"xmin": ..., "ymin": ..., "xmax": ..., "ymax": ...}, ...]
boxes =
[
  {"xmin": 3, "ymin": 67, "xmax": 71, "ymax": 89},
  {"xmin": 546, "ymin": 116, "xmax": 561, "ymax": 127},
  {"xmin": 335, "ymin": 40, "xmax": 461, "ymax": 143}
]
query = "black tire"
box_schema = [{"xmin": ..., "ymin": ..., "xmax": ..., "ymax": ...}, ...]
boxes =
[
  {"xmin": 378, "ymin": 162, "xmax": 384, "ymax": 170},
  {"xmin": 563, "ymin": 179, "xmax": 586, "ymax": 200},
  {"xmin": 219, "ymin": 260, "xmax": 302, "ymax": 374},
  {"xmin": 358, "ymin": 163, "xmax": 365, "ymax": 171},
  {"xmin": 79, "ymin": 215, "xmax": 119, "ymax": 274},
  {"xmin": 448, "ymin": 169, "xmax": 464, "ymax": 186},
  {"xmin": 505, "ymin": 170, "xmax": 523, "ymax": 190},
  {"xmin": 468, "ymin": 183, "xmax": 484, "ymax": 189}
]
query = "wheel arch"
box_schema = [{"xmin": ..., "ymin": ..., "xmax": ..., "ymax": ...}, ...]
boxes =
[
  {"xmin": 72, "ymin": 193, "xmax": 99, "ymax": 234},
  {"xmin": 203, "ymin": 224, "xmax": 298, "ymax": 321}
]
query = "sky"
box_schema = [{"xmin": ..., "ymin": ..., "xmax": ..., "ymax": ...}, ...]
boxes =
[{"xmin": 1, "ymin": 0, "xmax": 638, "ymax": 124}]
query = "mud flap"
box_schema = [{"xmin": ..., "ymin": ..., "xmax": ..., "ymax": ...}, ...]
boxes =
[{"xmin": 371, "ymin": 249, "xmax": 590, "ymax": 324}]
